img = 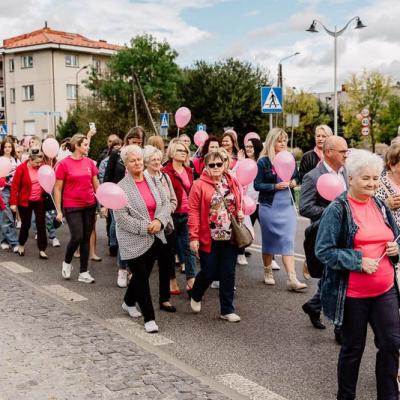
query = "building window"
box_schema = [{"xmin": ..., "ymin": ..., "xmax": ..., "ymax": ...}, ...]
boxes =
[
  {"xmin": 65, "ymin": 54, "xmax": 79, "ymax": 67},
  {"xmin": 10, "ymin": 88, "xmax": 16, "ymax": 103},
  {"xmin": 93, "ymin": 59, "xmax": 101, "ymax": 73},
  {"xmin": 66, "ymin": 84, "xmax": 78, "ymax": 100},
  {"xmin": 22, "ymin": 85, "xmax": 34, "ymax": 101},
  {"xmin": 21, "ymin": 55, "xmax": 33, "ymax": 69},
  {"xmin": 0, "ymin": 90, "xmax": 4, "ymax": 108},
  {"xmin": 9, "ymin": 59, "xmax": 14, "ymax": 72}
]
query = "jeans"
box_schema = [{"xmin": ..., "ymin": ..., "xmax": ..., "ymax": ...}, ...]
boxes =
[
  {"xmin": 191, "ymin": 240, "xmax": 238, "ymax": 315},
  {"xmin": 337, "ymin": 287, "xmax": 400, "ymax": 400},
  {"xmin": 32, "ymin": 210, "xmax": 57, "ymax": 240},
  {"xmin": 64, "ymin": 205, "xmax": 96, "ymax": 273},
  {"xmin": 124, "ymin": 238, "xmax": 171, "ymax": 323},
  {"xmin": 0, "ymin": 188, "xmax": 18, "ymax": 247},
  {"xmin": 18, "ymin": 201, "xmax": 47, "ymax": 251},
  {"xmin": 173, "ymin": 213, "xmax": 196, "ymax": 280}
]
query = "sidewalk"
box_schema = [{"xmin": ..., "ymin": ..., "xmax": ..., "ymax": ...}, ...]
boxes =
[{"xmin": 0, "ymin": 270, "xmax": 229, "ymax": 400}]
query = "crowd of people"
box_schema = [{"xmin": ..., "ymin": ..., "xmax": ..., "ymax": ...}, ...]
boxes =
[{"xmin": 1, "ymin": 124, "xmax": 400, "ymax": 398}]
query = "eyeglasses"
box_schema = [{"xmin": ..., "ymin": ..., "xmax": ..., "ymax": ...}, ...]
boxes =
[
  {"xmin": 176, "ymin": 149, "xmax": 188, "ymax": 154},
  {"xmin": 208, "ymin": 162, "xmax": 223, "ymax": 169},
  {"xmin": 245, "ymin": 145, "xmax": 254, "ymax": 149}
]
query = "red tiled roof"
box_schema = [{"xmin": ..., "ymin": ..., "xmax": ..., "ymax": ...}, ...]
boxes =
[{"xmin": 3, "ymin": 27, "xmax": 122, "ymax": 51}]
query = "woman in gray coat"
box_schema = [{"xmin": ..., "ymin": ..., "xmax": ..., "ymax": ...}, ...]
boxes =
[{"xmin": 114, "ymin": 145, "xmax": 172, "ymax": 333}]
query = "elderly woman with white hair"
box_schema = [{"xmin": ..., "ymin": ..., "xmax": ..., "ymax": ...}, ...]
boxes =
[
  {"xmin": 316, "ymin": 149, "xmax": 400, "ymax": 400},
  {"xmin": 114, "ymin": 145, "xmax": 172, "ymax": 333}
]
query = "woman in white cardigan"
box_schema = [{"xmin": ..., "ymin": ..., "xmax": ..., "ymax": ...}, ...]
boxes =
[{"xmin": 114, "ymin": 145, "xmax": 172, "ymax": 333}]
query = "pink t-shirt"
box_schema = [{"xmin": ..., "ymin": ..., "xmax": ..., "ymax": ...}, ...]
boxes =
[
  {"xmin": 136, "ymin": 179, "xmax": 156, "ymax": 221},
  {"xmin": 55, "ymin": 156, "xmax": 98, "ymax": 208},
  {"xmin": 347, "ymin": 196, "xmax": 395, "ymax": 298},
  {"xmin": 177, "ymin": 169, "xmax": 190, "ymax": 213},
  {"xmin": 28, "ymin": 166, "xmax": 42, "ymax": 201}
]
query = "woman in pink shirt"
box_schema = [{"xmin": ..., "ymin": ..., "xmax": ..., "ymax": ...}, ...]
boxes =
[
  {"xmin": 10, "ymin": 146, "xmax": 48, "ymax": 259},
  {"xmin": 54, "ymin": 134, "xmax": 100, "ymax": 284}
]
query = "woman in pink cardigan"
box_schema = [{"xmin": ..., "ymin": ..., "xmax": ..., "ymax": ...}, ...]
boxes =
[{"xmin": 188, "ymin": 148, "xmax": 243, "ymax": 322}]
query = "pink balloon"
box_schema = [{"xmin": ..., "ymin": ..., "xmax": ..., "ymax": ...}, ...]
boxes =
[
  {"xmin": 273, "ymin": 151, "xmax": 296, "ymax": 182},
  {"xmin": 316, "ymin": 173, "xmax": 345, "ymax": 201},
  {"xmin": 0, "ymin": 157, "xmax": 12, "ymax": 178},
  {"xmin": 42, "ymin": 138, "xmax": 60, "ymax": 159},
  {"xmin": 194, "ymin": 131, "xmax": 208, "ymax": 147},
  {"xmin": 23, "ymin": 136, "xmax": 32, "ymax": 148},
  {"xmin": 236, "ymin": 159, "xmax": 258, "ymax": 186},
  {"xmin": 96, "ymin": 182, "xmax": 128, "ymax": 210},
  {"xmin": 242, "ymin": 195, "xmax": 257, "ymax": 216},
  {"xmin": 244, "ymin": 132, "xmax": 260, "ymax": 145},
  {"xmin": 175, "ymin": 107, "xmax": 191, "ymax": 129},
  {"xmin": 225, "ymin": 129, "xmax": 237, "ymax": 140},
  {"xmin": 38, "ymin": 165, "xmax": 56, "ymax": 193}
]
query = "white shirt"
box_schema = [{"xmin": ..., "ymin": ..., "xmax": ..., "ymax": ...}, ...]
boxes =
[{"xmin": 323, "ymin": 161, "xmax": 347, "ymax": 190}]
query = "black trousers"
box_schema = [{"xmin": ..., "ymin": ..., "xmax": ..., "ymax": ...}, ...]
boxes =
[
  {"xmin": 337, "ymin": 287, "xmax": 400, "ymax": 400},
  {"xmin": 18, "ymin": 200, "xmax": 47, "ymax": 251},
  {"xmin": 124, "ymin": 238, "xmax": 171, "ymax": 323},
  {"xmin": 64, "ymin": 205, "xmax": 96, "ymax": 273}
]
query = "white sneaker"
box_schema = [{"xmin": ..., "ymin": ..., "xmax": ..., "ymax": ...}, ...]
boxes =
[
  {"xmin": 210, "ymin": 281, "xmax": 220, "ymax": 289},
  {"xmin": 13, "ymin": 245, "xmax": 19, "ymax": 253},
  {"xmin": 117, "ymin": 269, "xmax": 128, "ymax": 288},
  {"xmin": 220, "ymin": 313, "xmax": 241, "ymax": 322},
  {"xmin": 271, "ymin": 260, "xmax": 281, "ymax": 270},
  {"xmin": 16, "ymin": 220, "xmax": 21, "ymax": 229},
  {"xmin": 190, "ymin": 298, "xmax": 201, "ymax": 313},
  {"xmin": 0, "ymin": 243, "xmax": 9, "ymax": 250},
  {"xmin": 52, "ymin": 238, "xmax": 61, "ymax": 247},
  {"xmin": 122, "ymin": 302, "xmax": 142, "ymax": 318},
  {"xmin": 237, "ymin": 254, "xmax": 248, "ymax": 265},
  {"xmin": 62, "ymin": 261, "xmax": 73, "ymax": 279},
  {"xmin": 144, "ymin": 320, "xmax": 159, "ymax": 333},
  {"xmin": 34, "ymin": 234, "xmax": 37, "ymax": 240},
  {"xmin": 78, "ymin": 271, "xmax": 95, "ymax": 283}
]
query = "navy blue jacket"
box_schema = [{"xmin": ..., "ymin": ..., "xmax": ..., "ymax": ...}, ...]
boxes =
[
  {"xmin": 254, "ymin": 156, "xmax": 299, "ymax": 206},
  {"xmin": 315, "ymin": 192, "xmax": 399, "ymax": 326}
]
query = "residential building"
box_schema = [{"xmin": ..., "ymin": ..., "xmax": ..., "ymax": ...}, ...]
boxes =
[{"xmin": 0, "ymin": 24, "xmax": 121, "ymax": 138}]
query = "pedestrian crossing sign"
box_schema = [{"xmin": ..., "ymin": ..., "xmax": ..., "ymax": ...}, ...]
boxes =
[
  {"xmin": 160, "ymin": 112, "xmax": 169, "ymax": 128},
  {"xmin": 260, "ymin": 87, "xmax": 283, "ymax": 113}
]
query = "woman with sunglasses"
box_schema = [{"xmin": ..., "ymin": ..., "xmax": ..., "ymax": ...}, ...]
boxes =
[
  {"xmin": 162, "ymin": 141, "xmax": 197, "ymax": 293},
  {"xmin": 188, "ymin": 148, "xmax": 243, "ymax": 322},
  {"xmin": 10, "ymin": 147, "xmax": 48, "ymax": 258}
]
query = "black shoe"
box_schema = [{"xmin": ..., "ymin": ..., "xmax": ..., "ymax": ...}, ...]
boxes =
[
  {"xmin": 334, "ymin": 326, "xmax": 343, "ymax": 345},
  {"xmin": 109, "ymin": 245, "xmax": 118, "ymax": 257},
  {"xmin": 244, "ymin": 251, "xmax": 251, "ymax": 257},
  {"xmin": 160, "ymin": 304, "xmax": 176, "ymax": 313},
  {"xmin": 302, "ymin": 303, "xmax": 326, "ymax": 329}
]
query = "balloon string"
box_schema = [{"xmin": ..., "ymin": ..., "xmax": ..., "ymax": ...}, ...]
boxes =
[
  {"xmin": 288, "ymin": 187, "xmax": 298, "ymax": 217},
  {"xmin": 50, "ymin": 193, "xmax": 63, "ymax": 224},
  {"xmin": 177, "ymin": 127, "xmax": 180, "ymax": 137},
  {"xmin": 377, "ymin": 233, "xmax": 400, "ymax": 263}
]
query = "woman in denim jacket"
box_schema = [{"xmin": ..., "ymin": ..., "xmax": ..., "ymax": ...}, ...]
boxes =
[{"xmin": 316, "ymin": 149, "xmax": 400, "ymax": 400}]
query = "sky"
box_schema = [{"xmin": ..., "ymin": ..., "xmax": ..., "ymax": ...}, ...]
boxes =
[{"xmin": 0, "ymin": 0, "xmax": 399, "ymax": 92}]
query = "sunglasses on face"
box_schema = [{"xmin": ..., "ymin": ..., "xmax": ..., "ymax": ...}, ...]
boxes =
[{"xmin": 208, "ymin": 162, "xmax": 223, "ymax": 169}]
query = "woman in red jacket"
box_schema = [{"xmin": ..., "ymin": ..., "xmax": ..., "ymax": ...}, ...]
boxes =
[
  {"xmin": 188, "ymin": 148, "xmax": 243, "ymax": 322},
  {"xmin": 10, "ymin": 146, "xmax": 48, "ymax": 259}
]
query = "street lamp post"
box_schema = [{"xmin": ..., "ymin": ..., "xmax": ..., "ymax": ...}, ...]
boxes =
[
  {"xmin": 306, "ymin": 17, "xmax": 366, "ymax": 135},
  {"xmin": 75, "ymin": 65, "xmax": 89, "ymax": 107}
]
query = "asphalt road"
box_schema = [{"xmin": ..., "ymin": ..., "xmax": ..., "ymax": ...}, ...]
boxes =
[{"xmin": 2, "ymin": 216, "xmax": 379, "ymax": 400}]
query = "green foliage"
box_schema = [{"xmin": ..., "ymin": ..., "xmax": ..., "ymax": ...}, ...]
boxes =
[
  {"xmin": 283, "ymin": 88, "xmax": 331, "ymax": 150},
  {"xmin": 341, "ymin": 71, "xmax": 391, "ymax": 152},
  {"xmin": 180, "ymin": 59, "xmax": 272, "ymax": 143},
  {"xmin": 378, "ymin": 95, "xmax": 400, "ymax": 144}
]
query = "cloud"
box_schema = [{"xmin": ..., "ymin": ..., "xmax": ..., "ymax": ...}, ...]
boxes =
[{"xmin": 0, "ymin": 0, "xmax": 225, "ymax": 50}]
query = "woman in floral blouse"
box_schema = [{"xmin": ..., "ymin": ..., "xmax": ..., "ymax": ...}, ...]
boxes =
[{"xmin": 188, "ymin": 149, "xmax": 243, "ymax": 322}]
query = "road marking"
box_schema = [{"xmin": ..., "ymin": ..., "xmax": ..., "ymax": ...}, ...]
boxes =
[
  {"xmin": 216, "ymin": 373, "xmax": 288, "ymax": 400},
  {"xmin": 107, "ymin": 318, "xmax": 174, "ymax": 346},
  {"xmin": 42, "ymin": 284, "xmax": 88, "ymax": 302},
  {"xmin": 0, "ymin": 261, "xmax": 32, "ymax": 274},
  {"xmin": 247, "ymin": 246, "xmax": 305, "ymax": 261}
]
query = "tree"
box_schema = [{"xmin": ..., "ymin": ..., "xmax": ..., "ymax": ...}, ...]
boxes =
[
  {"xmin": 283, "ymin": 88, "xmax": 331, "ymax": 150},
  {"xmin": 378, "ymin": 95, "xmax": 400, "ymax": 144},
  {"xmin": 341, "ymin": 71, "xmax": 391, "ymax": 152},
  {"xmin": 180, "ymin": 59, "xmax": 272, "ymax": 143}
]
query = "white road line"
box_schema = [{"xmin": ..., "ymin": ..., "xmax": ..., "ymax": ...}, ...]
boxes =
[
  {"xmin": 0, "ymin": 261, "xmax": 32, "ymax": 274},
  {"xmin": 42, "ymin": 284, "xmax": 88, "ymax": 302},
  {"xmin": 247, "ymin": 247, "xmax": 305, "ymax": 261},
  {"xmin": 107, "ymin": 317, "xmax": 174, "ymax": 346},
  {"xmin": 216, "ymin": 373, "xmax": 288, "ymax": 400}
]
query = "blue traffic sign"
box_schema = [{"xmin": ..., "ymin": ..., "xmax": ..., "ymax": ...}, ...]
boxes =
[
  {"xmin": 260, "ymin": 87, "xmax": 283, "ymax": 113},
  {"xmin": 0, "ymin": 124, "xmax": 7, "ymax": 135},
  {"xmin": 196, "ymin": 123, "xmax": 206, "ymax": 132},
  {"xmin": 160, "ymin": 112, "xmax": 169, "ymax": 128}
]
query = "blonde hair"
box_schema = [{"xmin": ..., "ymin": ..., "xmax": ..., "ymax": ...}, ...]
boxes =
[
  {"xmin": 166, "ymin": 140, "xmax": 190, "ymax": 165},
  {"xmin": 67, "ymin": 134, "xmax": 87, "ymax": 152},
  {"xmin": 147, "ymin": 135, "xmax": 164, "ymax": 152},
  {"xmin": 260, "ymin": 128, "xmax": 288, "ymax": 161},
  {"xmin": 315, "ymin": 125, "xmax": 333, "ymax": 137}
]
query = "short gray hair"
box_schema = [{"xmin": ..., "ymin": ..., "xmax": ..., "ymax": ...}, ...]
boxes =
[
  {"xmin": 315, "ymin": 125, "xmax": 333, "ymax": 136},
  {"xmin": 346, "ymin": 149, "xmax": 383, "ymax": 178},
  {"xmin": 120, "ymin": 145, "xmax": 143, "ymax": 164},
  {"xmin": 143, "ymin": 145, "xmax": 162, "ymax": 165}
]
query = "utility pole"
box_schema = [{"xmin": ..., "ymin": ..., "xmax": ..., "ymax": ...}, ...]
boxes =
[{"xmin": 131, "ymin": 67, "xmax": 138, "ymax": 126}]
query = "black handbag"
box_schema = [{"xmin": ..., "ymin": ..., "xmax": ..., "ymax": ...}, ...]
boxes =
[{"xmin": 43, "ymin": 192, "xmax": 56, "ymax": 212}]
